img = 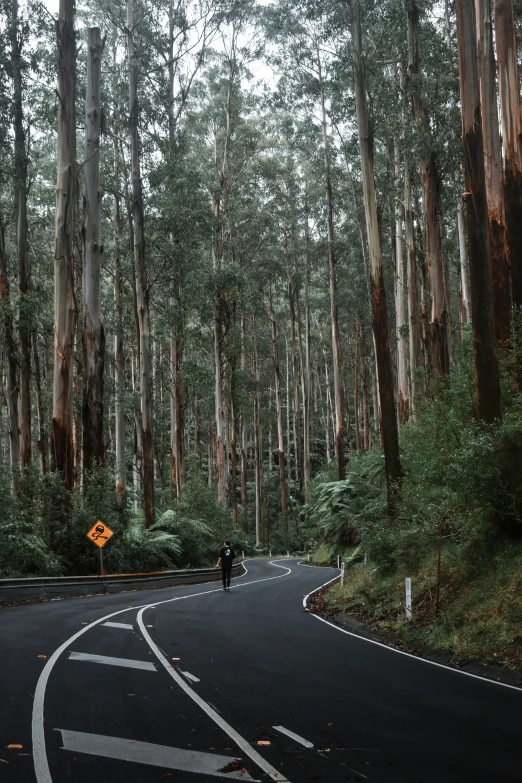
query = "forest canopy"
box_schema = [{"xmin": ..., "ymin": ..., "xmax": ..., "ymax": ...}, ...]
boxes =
[{"xmin": 1, "ymin": 0, "xmax": 522, "ymax": 628}]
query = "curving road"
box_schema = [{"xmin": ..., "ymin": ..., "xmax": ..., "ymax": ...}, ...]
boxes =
[{"xmin": 0, "ymin": 558, "xmax": 520, "ymax": 782}]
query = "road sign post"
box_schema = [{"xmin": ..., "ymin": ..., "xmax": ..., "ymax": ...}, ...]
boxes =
[{"xmin": 87, "ymin": 521, "xmax": 114, "ymax": 576}]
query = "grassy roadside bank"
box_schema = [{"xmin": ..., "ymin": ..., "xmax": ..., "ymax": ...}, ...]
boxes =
[{"xmin": 310, "ymin": 541, "xmax": 522, "ymax": 671}]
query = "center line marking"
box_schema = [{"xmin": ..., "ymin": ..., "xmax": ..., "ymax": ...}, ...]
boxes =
[
  {"xmin": 68, "ymin": 652, "xmax": 156, "ymax": 671},
  {"xmin": 102, "ymin": 621, "xmax": 133, "ymax": 630},
  {"xmin": 56, "ymin": 729, "xmax": 256, "ymax": 780},
  {"xmin": 272, "ymin": 726, "xmax": 314, "ymax": 749},
  {"xmin": 181, "ymin": 670, "xmax": 201, "ymax": 683}
]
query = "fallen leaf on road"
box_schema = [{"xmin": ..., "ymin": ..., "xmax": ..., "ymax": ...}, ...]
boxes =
[
  {"xmin": 146, "ymin": 625, "xmax": 153, "ymax": 628},
  {"xmin": 7, "ymin": 745, "xmax": 23, "ymax": 749},
  {"xmin": 171, "ymin": 657, "xmax": 180, "ymax": 661},
  {"xmin": 0, "ymin": 758, "xmax": 9, "ymax": 763},
  {"xmin": 327, "ymin": 723, "xmax": 333, "ymax": 726},
  {"xmin": 127, "ymin": 694, "xmax": 136, "ymax": 696},
  {"xmin": 257, "ymin": 741, "xmax": 271, "ymax": 746},
  {"xmin": 219, "ymin": 761, "xmax": 248, "ymax": 774},
  {"xmin": 38, "ymin": 655, "xmax": 47, "ymax": 659},
  {"xmin": 81, "ymin": 622, "xmax": 88, "ymax": 625}
]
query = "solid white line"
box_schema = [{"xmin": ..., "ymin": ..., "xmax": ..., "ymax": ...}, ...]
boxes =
[
  {"xmin": 136, "ymin": 609, "xmax": 289, "ymax": 782},
  {"xmin": 102, "ymin": 621, "xmax": 133, "ymax": 630},
  {"xmin": 181, "ymin": 670, "xmax": 201, "ymax": 683},
  {"xmin": 272, "ymin": 725, "xmax": 314, "ymax": 749},
  {"xmin": 57, "ymin": 729, "xmax": 255, "ymax": 780},
  {"xmin": 301, "ymin": 567, "xmax": 522, "ymax": 694},
  {"xmin": 302, "ymin": 572, "xmax": 340, "ymax": 609},
  {"xmin": 68, "ymin": 651, "xmax": 157, "ymax": 671},
  {"xmin": 32, "ymin": 559, "xmax": 290, "ymax": 783}
]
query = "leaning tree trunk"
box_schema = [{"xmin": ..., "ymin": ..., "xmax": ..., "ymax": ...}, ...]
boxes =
[
  {"xmin": 319, "ymin": 63, "xmax": 345, "ymax": 480},
  {"xmin": 269, "ymin": 289, "xmax": 288, "ymax": 533},
  {"xmin": 52, "ymin": 0, "xmax": 77, "ymax": 491},
  {"xmin": 456, "ymin": 0, "xmax": 501, "ymax": 422},
  {"xmin": 128, "ymin": 0, "xmax": 155, "ymax": 526},
  {"xmin": 494, "ymin": 0, "xmax": 522, "ymax": 310},
  {"xmin": 82, "ymin": 27, "xmax": 105, "ymax": 474},
  {"xmin": 0, "ymin": 214, "xmax": 20, "ymax": 474},
  {"xmin": 352, "ymin": 0, "xmax": 402, "ymax": 491},
  {"xmin": 12, "ymin": 0, "xmax": 31, "ymax": 468},
  {"xmin": 407, "ymin": 0, "xmax": 449, "ymax": 377},
  {"xmin": 476, "ymin": 0, "xmax": 511, "ymax": 343}
]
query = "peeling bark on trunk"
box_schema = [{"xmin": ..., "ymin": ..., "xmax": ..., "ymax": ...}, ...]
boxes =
[
  {"xmin": 456, "ymin": 0, "xmax": 501, "ymax": 422},
  {"xmin": 0, "ymin": 214, "xmax": 20, "ymax": 474},
  {"xmin": 404, "ymin": 158, "xmax": 421, "ymax": 420},
  {"xmin": 394, "ymin": 141, "xmax": 409, "ymax": 424},
  {"xmin": 113, "ymin": 134, "xmax": 126, "ymax": 501},
  {"xmin": 352, "ymin": 0, "xmax": 402, "ymax": 490},
  {"xmin": 270, "ymin": 289, "xmax": 288, "ymax": 532},
  {"xmin": 128, "ymin": 0, "xmax": 154, "ymax": 526},
  {"xmin": 12, "ymin": 0, "xmax": 31, "ymax": 468},
  {"xmin": 495, "ymin": 0, "xmax": 522, "ymax": 310},
  {"xmin": 457, "ymin": 200, "xmax": 471, "ymax": 328},
  {"xmin": 82, "ymin": 27, "xmax": 105, "ymax": 474},
  {"xmin": 303, "ymin": 191, "xmax": 312, "ymax": 487},
  {"xmin": 476, "ymin": 0, "xmax": 511, "ymax": 342},
  {"xmin": 253, "ymin": 325, "xmax": 262, "ymax": 545},
  {"xmin": 230, "ymin": 366, "xmax": 238, "ymax": 526},
  {"xmin": 32, "ymin": 329, "xmax": 47, "ymax": 473},
  {"xmin": 286, "ymin": 261, "xmax": 303, "ymax": 497},
  {"xmin": 52, "ymin": 0, "xmax": 77, "ymax": 491},
  {"xmin": 407, "ymin": 0, "xmax": 449, "ymax": 377},
  {"xmin": 319, "ymin": 64, "xmax": 345, "ymax": 480},
  {"xmin": 354, "ymin": 314, "xmax": 362, "ymax": 452},
  {"xmin": 240, "ymin": 311, "xmax": 248, "ymax": 527}
]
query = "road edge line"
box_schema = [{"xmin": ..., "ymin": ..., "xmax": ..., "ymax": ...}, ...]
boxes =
[{"xmin": 301, "ymin": 566, "xmax": 522, "ymax": 694}]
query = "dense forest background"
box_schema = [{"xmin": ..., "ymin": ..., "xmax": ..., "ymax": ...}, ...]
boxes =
[{"xmin": 2, "ymin": 0, "xmax": 522, "ymax": 658}]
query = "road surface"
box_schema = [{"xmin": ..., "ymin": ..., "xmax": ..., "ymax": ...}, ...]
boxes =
[{"xmin": 0, "ymin": 558, "xmax": 520, "ymax": 782}]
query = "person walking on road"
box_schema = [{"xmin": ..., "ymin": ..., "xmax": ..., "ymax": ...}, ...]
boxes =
[{"xmin": 216, "ymin": 540, "xmax": 236, "ymax": 591}]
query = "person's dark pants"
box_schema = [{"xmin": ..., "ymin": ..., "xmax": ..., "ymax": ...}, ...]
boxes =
[{"xmin": 222, "ymin": 566, "xmax": 232, "ymax": 589}]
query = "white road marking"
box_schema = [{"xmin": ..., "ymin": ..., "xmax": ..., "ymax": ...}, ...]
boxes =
[
  {"xmin": 300, "ymin": 564, "xmax": 522, "ymax": 693},
  {"xmin": 68, "ymin": 651, "xmax": 157, "ymax": 671},
  {"xmin": 349, "ymin": 768, "xmax": 369, "ymax": 780},
  {"xmin": 137, "ymin": 609, "xmax": 290, "ymax": 782},
  {"xmin": 272, "ymin": 725, "xmax": 314, "ymax": 748},
  {"xmin": 102, "ymin": 621, "xmax": 133, "ymax": 630},
  {"xmin": 181, "ymin": 670, "xmax": 201, "ymax": 683},
  {"xmin": 57, "ymin": 729, "xmax": 256, "ymax": 780},
  {"xmin": 32, "ymin": 560, "xmax": 290, "ymax": 783}
]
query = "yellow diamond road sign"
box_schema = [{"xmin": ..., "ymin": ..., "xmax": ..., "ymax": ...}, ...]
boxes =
[{"xmin": 87, "ymin": 521, "xmax": 114, "ymax": 549}]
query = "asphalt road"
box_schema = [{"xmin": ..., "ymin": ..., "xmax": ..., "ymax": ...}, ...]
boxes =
[{"xmin": 0, "ymin": 558, "xmax": 521, "ymax": 783}]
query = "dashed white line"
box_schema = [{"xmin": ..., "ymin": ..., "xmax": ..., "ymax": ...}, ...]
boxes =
[
  {"xmin": 272, "ymin": 725, "xmax": 314, "ymax": 748},
  {"xmin": 68, "ymin": 651, "xmax": 157, "ymax": 671},
  {"xmin": 56, "ymin": 729, "xmax": 256, "ymax": 780},
  {"xmin": 102, "ymin": 621, "xmax": 133, "ymax": 630},
  {"xmin": 137, "ymin": 608, "xmax": 290, "ymax": 782},
  {"xmin": 180, "ymin": 670, "xmax": 201, "ymax": 683},
  {"xmin": 32, "ymin": 560, "xmax": 291, "ymax": 783}
]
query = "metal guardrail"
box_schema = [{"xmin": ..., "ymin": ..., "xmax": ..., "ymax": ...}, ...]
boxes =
[{"xmin": 0, "ymin": 562, "xmax": 244, "ymax": 603}]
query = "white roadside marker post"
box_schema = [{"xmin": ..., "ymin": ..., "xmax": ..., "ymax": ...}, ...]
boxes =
[
  {"xmin": 242, "ymin": 551, "xmax": 244, "ymax": 560},
  {"xmin": 307, "ymin": 553, "xmax": 310, "ymax": 562},
  {"xmin": 287, "ymin": 550, "xmax": 289, "ymax": 557},
  {"xmin": 364, "ymin": 552, "xmax": 367, "ymax": 566},
  {"xmin": 405, "ymin": 577, "xmax": 412, "ymax": 620},
  {"xmin": 269, "ymin": 550, "xmax": 272, "ymax": 557},
  {"xmin": 337, "ymin": 555, "xmax": 340, "ymax": 569},
  {"xmin": 341, "ymin": 562, "xmax": 345, "ymax": 586}
]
